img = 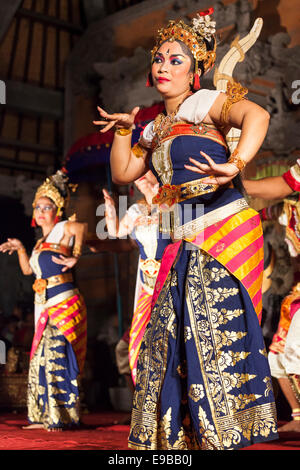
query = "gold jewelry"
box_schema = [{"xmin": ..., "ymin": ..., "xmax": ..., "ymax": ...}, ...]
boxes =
[
  {"xmin": 292, "ymin": 408, "xmax": 300, "ymax": 421},
  {"xmin": 153, "ymin": 100, "xmax": 185, "ymax": 146},
  {"xmin": 132, "ymin": 142, "xmax": 146, "ymax": 158},
  {"xmin": 220, "ymin": 80, "xmax": 248, "ymax": 125},
  {"xmin": 32, "ymin": 170, "xmax": 69, "ymax": 212},
  {"xmin": 33, "ymin": 273, "xmax": 73, "ymax": 293},
  {"xmin": 73, "ymin": 245, "xmax": 82, "ymax": 258},
  {"xmin": 115, "ymin": 127, "xmax": 132, "ymax": 136},
  {"xmin": 153, "ymin": 178, "xmax": 218, "ymax": 208},
  {"xmin": 151, "ymin": 12, "xmax": 216, "ymax": 74},
  {"xmin": 17, "ymin": 247, "xmax": 27, "ymax": 255},
  {"xmin": 228, "ymin": 149, "xmax": 246, "ymax": 172}
]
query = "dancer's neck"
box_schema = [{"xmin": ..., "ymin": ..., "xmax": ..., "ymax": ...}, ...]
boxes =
[
  {"xmin": 164, "ymin": 89, "xmax": 192, "ymax": 115},
  {"xmin": 41, "ymin": 222, "xmax": 56, "ymax": 238}
]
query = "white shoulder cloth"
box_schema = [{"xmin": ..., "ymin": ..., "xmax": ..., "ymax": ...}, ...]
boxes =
[{"xmin": 140, "ymin": 89, "xmax": 221, "ymax": 148}]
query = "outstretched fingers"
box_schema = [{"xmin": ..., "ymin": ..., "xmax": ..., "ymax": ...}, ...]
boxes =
[
  {"xmin": 131, "ymin": 106, "xmax": 140, "ymax": 119},
  {"xmin": 93, "ymin": 119, "xmax": 117, "ymax": 133},
  {"xmin": 93, "ymin": 106, "xmax": 118, "ymax": 133},
  {"xmin": 96, "ymin": 106, "xmax": 119, "ymax": 121}
]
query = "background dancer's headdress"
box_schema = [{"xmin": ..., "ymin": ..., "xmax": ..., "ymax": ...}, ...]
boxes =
[
  {"xmin": 150, "ymin": 7, "xmax": 216, "ymax": 89},
  {"xmin": 32, "ymin": 169, "xmax": 71, "ymax": 226}
]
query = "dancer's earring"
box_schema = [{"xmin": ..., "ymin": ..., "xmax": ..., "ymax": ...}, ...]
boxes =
[
  {"xmin": 192, "ymin": 62, "xmax": 201, "ymax": 91},
  {"xmin": 54, "ymin": 207, "xmax": 62, "ymax": 225}
]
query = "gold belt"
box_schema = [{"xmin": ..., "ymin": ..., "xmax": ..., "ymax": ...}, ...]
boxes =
[
  {"xmin": 140, "ymin": 258, "xmax": 161, "ymax": 294},
  {"xmin": 32, "ymin": 273, "xmax": 73, "ymax": 295},
  {"xmin": 152, "ymin": 178, "xmax": 219, "ymax": 207}
]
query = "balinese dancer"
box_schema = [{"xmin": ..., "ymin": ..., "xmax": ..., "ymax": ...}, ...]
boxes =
[
  {"xmin": 94, "ymin": 10, "xmax": 278, "ymax": 449},
  {"xmin": 103, "ymin": 171, "xmax": 170, "ymax": 386},
  {"xmin": 0, "ymin": 170, "xmax": 87, "ymax": 431},
  {"xmin": 244, "ymin": 162, "xmax": 300, "ymax": 432}
]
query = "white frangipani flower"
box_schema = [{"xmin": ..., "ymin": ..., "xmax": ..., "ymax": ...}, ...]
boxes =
[{"xmin": 192, "ymin": 14, "xmax": 216, "ymax": 41}]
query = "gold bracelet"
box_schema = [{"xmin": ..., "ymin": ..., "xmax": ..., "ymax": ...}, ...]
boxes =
[
  {"xmin": 132, "ymin": 142, "xmax": 145, "ymax": 158},
  {"xmin": 17, "ymin": 247, "xmax": 27, "ymax": 255},
  {"xmin": 292, "ymin": 408, "xmax": 300, "ymax": 420},
  {"xmin": 228, "ymin": 149, "xmax": 246, "ymax": 172},
  {"xmin": 73, "ymin": 245, "xmax": 82, "ymax": 258},
  {"xmin": 115, "ymin": 127, "xmax": 132, "ymax": 136}
]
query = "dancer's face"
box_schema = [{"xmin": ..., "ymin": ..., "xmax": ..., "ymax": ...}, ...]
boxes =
[
  {"xmin": 33, "ymin": 197, "xmax": 57, "ymax": 226},
  {"xmin": 151, "ymin": 41, "xmax": 193, "ymax": 98}
]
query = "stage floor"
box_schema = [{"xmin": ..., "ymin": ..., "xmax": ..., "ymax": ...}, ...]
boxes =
[{"xmin": 0, "ymin": 412, "xmax": 299, "ymax": 450}]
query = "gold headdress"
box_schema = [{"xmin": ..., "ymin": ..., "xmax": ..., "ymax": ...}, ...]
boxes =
[
  {"xmin": 32, "ymin": 170, "xmax": 71, "ymax": 225},
  {"xmin": 151, "ymin": 7, "xmax": 217, "ymax": 81}
]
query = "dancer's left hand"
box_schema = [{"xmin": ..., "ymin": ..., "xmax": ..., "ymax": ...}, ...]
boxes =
[
  {"xmin": 184, "ymin": 151, "xmax": 240, "ymax": 185},
  {"xmin": 52, "ymin": 255, "xmax": 79, "ymax": 272}
]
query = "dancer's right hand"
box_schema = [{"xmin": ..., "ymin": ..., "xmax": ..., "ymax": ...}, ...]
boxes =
[
  {"xmin": 102, "ymin": 189, "xmax": 116, "ymax": 220},
  {"xmin": 0, "ymin": 238, "xmax": 23, "ymax": 255},
  {"xmin": 93, "ymin": 106, "xmax": 140, "ymax": 133}
]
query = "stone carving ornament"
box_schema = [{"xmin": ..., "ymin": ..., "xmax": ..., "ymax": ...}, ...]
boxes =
[{"xmin": 90, "ymin": 0, "xmax": 300, "ymax": 158}]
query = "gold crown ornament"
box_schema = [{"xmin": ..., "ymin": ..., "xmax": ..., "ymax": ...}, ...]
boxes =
[
  {"xmin": 151, "ymin": 7, "xmax": 217, "ymax": 83},
  {"xmin": 32, "ymin": 169, "xmax": 71, "ymax": 226}
]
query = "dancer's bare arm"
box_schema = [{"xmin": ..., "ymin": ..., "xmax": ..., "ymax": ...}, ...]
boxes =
[
  {"xmin": 52, "ymin": 220, "xmax": 88, "ymax": 272},
  {"xmin": 0, "ymin": 238, "xmax": 33, "ymax": 275},
  {"xmin": 94, "ymin": 106, "xmax": 149, "ymax": 184},
  {"xmin": 243, "ymin": 177, "xmax": 293, "ymax": 200},
  {"xmin": 103, "ymin": 189, "xmax": 135, "ymax": 238},
  {"xmin": 185, "ymin": 95, "xmax": 270, "ymax": 185}
]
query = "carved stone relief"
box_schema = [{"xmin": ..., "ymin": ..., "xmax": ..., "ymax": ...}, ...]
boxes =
[
  {"xmin": 92, "ymin": 0, "xmax": 300, "ymax": 160},
  {"xmin": 167, "ymin": 0, "xmax": 253, "ymax": 34},
  {"xmin": 94, "ymin": 47, "xmax": 161, "ymax": 112},
  {"xmin": 64, "ymin": 0, "xmax": 300, "ymax": 161}
]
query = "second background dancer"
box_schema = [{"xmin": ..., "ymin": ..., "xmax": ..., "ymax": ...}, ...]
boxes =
[{"xmin": 102, "ymin": 171, "xmax": 170, "ymax": 387}]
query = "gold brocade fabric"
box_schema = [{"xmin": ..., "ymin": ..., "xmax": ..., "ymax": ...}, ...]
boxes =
[
  {"xmin": 128, "ymin": 249, "xmax": 277, "ymax": 450},
  {"xmin": 27, "ymin": 318, "xmax": 80, "ymax": 429}
]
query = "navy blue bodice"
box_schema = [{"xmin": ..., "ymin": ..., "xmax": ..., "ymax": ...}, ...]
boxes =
[
  {"xmin": 35, "ymin": 249, "xmax": 75, "ymax": 300},
  {"xmin": 149, "ymin": 123, "xmax": 244, "ymax": 218}
]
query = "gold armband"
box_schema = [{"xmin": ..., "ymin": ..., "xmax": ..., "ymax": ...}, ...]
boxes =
[
  {"xmin": 220, "ymin": 80, "xmax": 248, "ymax": 125},
  {"xmin": 115, "ymin": 127, "xmax": 132, "ymax": 136},
  {"xmin": 228, "ymin": 149, "xmax": 246, "ymax": 172},
  {"xmin": 73, "ymin": 245, "xmax": 82, "ymax": 258},
  {"xmin": 132, "ymin": 142, "xmax": 145, "ymax": 158}
]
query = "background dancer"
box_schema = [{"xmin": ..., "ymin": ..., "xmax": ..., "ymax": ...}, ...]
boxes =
[
  {"xmin": 0, "ymin": 170, "xmax": 87, "ymax": 431},
  {"xmin": 244, "ymin": 162, "xmax": 300, "ymax": 433},
  {"xmin": 102, "ymin": 171, "xmax": 170, "ymax": 387}
]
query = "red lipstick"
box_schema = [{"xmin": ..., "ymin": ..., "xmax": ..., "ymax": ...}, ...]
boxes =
[{"xmin": 157, "ymin": 77, "xmax": 170, "ymax": 83}]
